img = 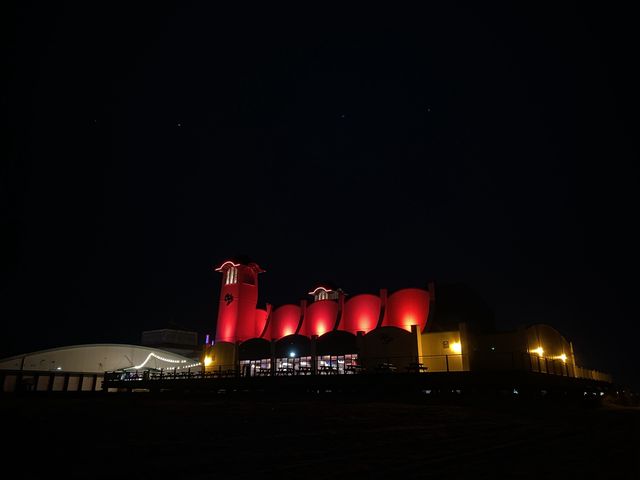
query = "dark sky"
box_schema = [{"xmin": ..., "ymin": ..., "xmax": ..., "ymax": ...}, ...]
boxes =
[{"xmin": 3, "ymin": 3, "xmax": 639, "ymax": 388}]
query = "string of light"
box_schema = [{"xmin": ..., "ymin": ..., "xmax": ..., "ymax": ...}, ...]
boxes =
[{"xmin": 133, "ymin": 352, "xmax": 188, "ymax": 369}]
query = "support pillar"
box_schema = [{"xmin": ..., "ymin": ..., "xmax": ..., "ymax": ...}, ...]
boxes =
[
  {"xmin": 411, "ymin": 325, "xmax": 422, "ymax": 364},
  {"xmin": 459, "ymin": 322, "xmax": 472, "ymax": 371},
  {"xmin": 311, "ymin": 335, "xmax": 318, "ymax": 375},
  {"xmin": 356, "ymin": 331, "xmax": 366, "ymax": 370},
  {"xmin": 234, "ymin": 341, "xmax": 241, "ymax": 378},
  {"xmin": 270, "ymin": 340, "xmax": 276, "ymax": 376}
]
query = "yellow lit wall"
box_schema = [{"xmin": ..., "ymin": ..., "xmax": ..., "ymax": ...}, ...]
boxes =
[
  {"xmin": 472, "ymin": 324, "xmax": 577, "ymax": 376},
  {"xmin": 204, "ymin": 342, "xmax": 237, "ymax": 373},
  {"xmin": 524, "ymin": 324, "xmax": 572, "ymax": 362},
  {"xmin": 420, "ymin": 331, "xmax": 465, "ymax": 371}
]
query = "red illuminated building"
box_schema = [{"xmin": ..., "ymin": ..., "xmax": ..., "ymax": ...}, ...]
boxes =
[
  {"xmin": 203, "ymin": 257, "xmax": 610, "ymax": 384},
  {"xmin": 213, "ymin": 259, "xmax": 432, "ymax": 343}
]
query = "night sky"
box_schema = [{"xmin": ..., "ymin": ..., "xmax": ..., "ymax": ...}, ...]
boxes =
[{"xmin": 3, "ymin": 4, "xmax": 639, "ymax": 389}]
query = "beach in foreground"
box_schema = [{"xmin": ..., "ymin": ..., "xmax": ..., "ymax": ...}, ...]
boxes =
[{"xmin": 2, "ymin": 392, "xmax": 638, "ymax": 479}]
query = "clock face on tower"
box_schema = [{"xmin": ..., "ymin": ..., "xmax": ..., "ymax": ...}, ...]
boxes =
[{"xmin": 224, "ymin": 293, "xmax": 234, "ymax": 305}]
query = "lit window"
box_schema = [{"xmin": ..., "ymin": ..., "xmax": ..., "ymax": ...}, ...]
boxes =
[{"xmin": 225, "ymin": 266, "xmax": 238, "ymax": 285}]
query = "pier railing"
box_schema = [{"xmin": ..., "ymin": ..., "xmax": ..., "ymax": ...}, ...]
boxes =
[{"xmin": 101, "ymin": 351, "xmax": 611, "ymax": 383}]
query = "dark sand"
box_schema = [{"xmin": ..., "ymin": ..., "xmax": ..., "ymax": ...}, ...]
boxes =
[{"xmin": 2, "ymin": 393, "xmax": 638, "ymax": 479}]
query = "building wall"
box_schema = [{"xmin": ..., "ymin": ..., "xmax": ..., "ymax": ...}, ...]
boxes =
[
  {"xmin": 361, "ymin": 326, "xmax": 419, "ymax": 371},
  {"xmin": 302, "ymin": 300, "xmax": 338, "ymax": 337},
  {"xmin": 471, "ymin": 331, "xmax": 528, "ymax": 371},
  {"xmin": 141, "ymin": 329, "xmax": 198, "ymax": 348},
  {"xmin": 420, "ymin": 331, "xmax": 464, "ymax": 372},
  {"xmin": 141, "ymin": 329, "xmax": 201, "ymax": 359},
  {"xmin": 1, "ymin": 371, "xmax": 104, "ymax": 393},
  {"xmin": 208, "ymin": 261, "xmax": 610, "ymax": 381},
  {"xmin": 204, "ymin": 341, "xmax": 237, "ymax": 372},
  {"xmin": 254, "ymin": 308, "xmax": 269, "ymax": 338},
  {"xmin": 0, "ymin": 344, "xmax": 199, "ymax": 374},
  {"xmin": 269, "ymin": 304, "xmax": 302, "ymax": 340},
  {"xmin": 523, "ymin": 324, "xmax": 573, "ymax": 362},
  {"xmin": 382, "ymin": 288, "xmax": 430, "ymax": 332},
  {"xmin": 341, "ymin": 294, "xmax": 381, "ymax": 334},
  {"xmin": 215, "ymin": 263, "xmax": 261, "ymax": 343}
]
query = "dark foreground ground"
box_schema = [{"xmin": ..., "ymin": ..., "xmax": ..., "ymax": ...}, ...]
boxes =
[{"xmin": 2, "ymin": 391, "xmax": 638, "ymax": 479}]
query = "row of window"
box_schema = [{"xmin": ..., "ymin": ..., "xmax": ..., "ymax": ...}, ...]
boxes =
[
  {"xmin": 224, "ymin": 267, "xmax": 238, "ymax": 285},
  {"xmin": 239, "ymin": 354, "xmax": 359, "ymax": 375},
  {"xmin": 314, "ymin": 290, "xmax": 339, "ymax": 301}
]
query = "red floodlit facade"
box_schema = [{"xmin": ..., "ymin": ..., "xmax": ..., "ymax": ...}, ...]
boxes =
[
  {"xmin": 382, "ymin": 288, "xmax": 430, "ymax": 332},
  {"xmin": 302, "ymin": 299, "xmax": 339, "ymax": 337},
  {"xmin": 268, "ymin": 304, "xmax": 302, "ymax": 340},
  {"xmin": 254, "ymin": 308, "xmax": 269, "ymax": 338},
  {"xmin": 213, "ymin": 259, "xmax": 430, "ymax": 344},
  {"xmin": 214, "ymin": 260, "xmax": 264, "ymax": 343},
  {"xmin": 342, "ymin": 294, "xmax": 382, "ymax": 334}
]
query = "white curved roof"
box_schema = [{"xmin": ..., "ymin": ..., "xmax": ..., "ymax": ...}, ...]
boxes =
[{"xmin": 0, "ymin": 344, "xmax": 201, "ymax": 373}]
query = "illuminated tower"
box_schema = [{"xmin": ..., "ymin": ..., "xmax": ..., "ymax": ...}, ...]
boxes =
[{"xmin": 214, "ymin": 258, "xmax": 265, "ymax": 343}]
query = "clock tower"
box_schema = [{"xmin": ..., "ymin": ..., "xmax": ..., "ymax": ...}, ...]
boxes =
[{"xmin": 214, "ymin": 258, "xmax": 265, "ymax": 343}]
